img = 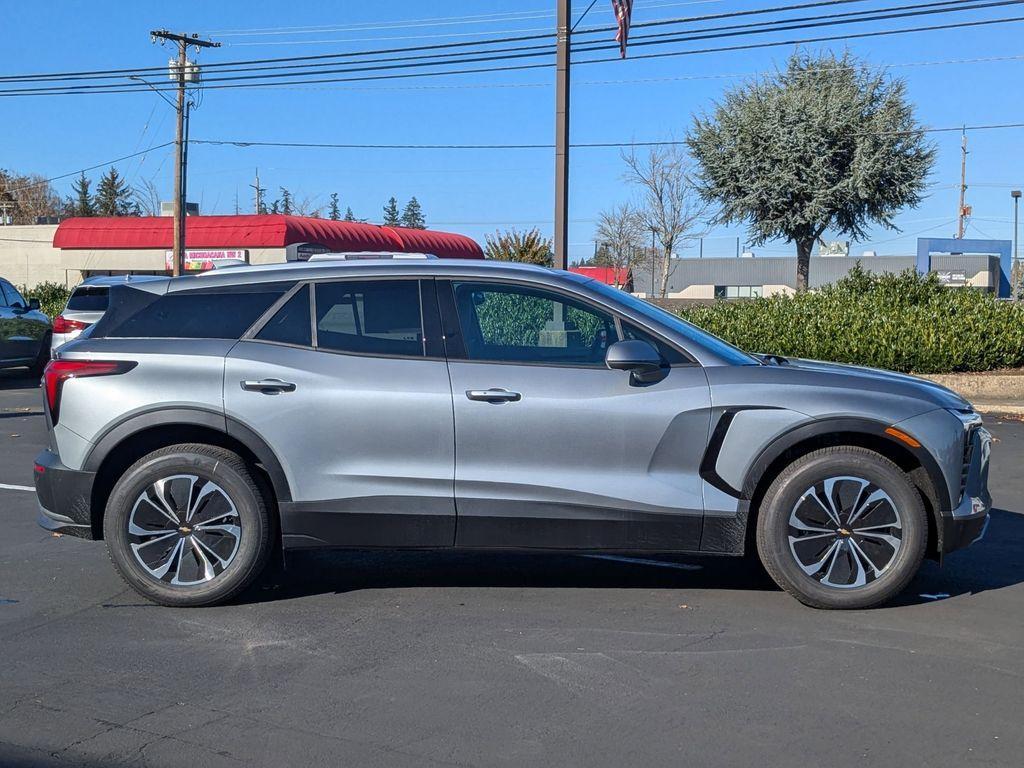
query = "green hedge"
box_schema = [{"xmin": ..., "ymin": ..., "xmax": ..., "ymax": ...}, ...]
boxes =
[
  {"xmin": 19, "ymin": 281, "xmax": 70, "ymax": 319},
  {"xmin": 678, "ymin": 266, "xmax": 1024, "ymax": 374}
]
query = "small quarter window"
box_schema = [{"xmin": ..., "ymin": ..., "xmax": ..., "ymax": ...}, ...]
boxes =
[{"xmin": 256, "ymin": 285, "xmax": 311, "ymax": 347}]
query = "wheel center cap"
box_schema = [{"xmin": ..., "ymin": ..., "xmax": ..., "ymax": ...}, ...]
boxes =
[
  {"xmin": 178, "ymin": 525, "xmax": 192, "ymax": 535},
  {"xmin": 837, "ymin": 527, "xmax": 852, "ymax": 537}
]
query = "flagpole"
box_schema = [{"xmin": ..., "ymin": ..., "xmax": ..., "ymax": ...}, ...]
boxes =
[{"xmin": 553, "ymin": 0, "xmax": 570, "ymax": 271}]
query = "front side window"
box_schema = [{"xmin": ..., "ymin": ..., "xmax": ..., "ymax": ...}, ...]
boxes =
[
  {"xmin": 314, "ymin": 280, "xmax": 424, "ymax": 357},
  {"xmin": 1, "ymin": 282, "xmax": 25, "ymax": 307},
  {"xmin": 451, "ymin": 282, "xmax": 618, "ymax": 366}
]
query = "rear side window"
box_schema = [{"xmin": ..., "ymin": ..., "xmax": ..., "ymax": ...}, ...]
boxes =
[
  {"xmin": 66, "ymin": 286, "xmax": 109, "ymax": 312},
  {"xmin": 98, "ymin": 282, "xmax": 291, "ymax": 340},
  {"xmin": 256, "ymin": 285, "xmax": 311, "ymax": 347},
  {"xmin": 314, "ymin": 280, "xmax": 423, "ymax": 357}
]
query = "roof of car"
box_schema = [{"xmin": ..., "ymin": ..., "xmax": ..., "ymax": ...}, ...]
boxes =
[
  {"xmin": 157, "ymin": 259, "xmax": 587, "ymax": 293},
  {"xmin": 76, "ymin": 274, "xmax": 167, "ymax": 288}
]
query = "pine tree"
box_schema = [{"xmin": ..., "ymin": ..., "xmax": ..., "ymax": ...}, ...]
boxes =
[
  {"xmin": 328, "ymin": 192, "xmax": 341, "ymax": 220},
  {"xmin": 70, "ymin": 172, "xmax": 95, "ymax": 217},
  {"xmin": 279, "ymin": 188, "xmax": 293, "ymax": 216},
  {"xmin": 344, "ymin": 207, "xmax": 356, "ymax": 222},
  {"xmin": 382, "ymin": 196, "xmax": 401, "ymax": 226},
  {"xmin": 400, "ymin": 196, "xmax": 426, "ymax": 229},
  {"xmin": 270, "ymin": 199, "xmax": 280, "ymax": 215},
  {"xmin": 95, "ymin": 167, "xmax": 133, "ymax": 216}
]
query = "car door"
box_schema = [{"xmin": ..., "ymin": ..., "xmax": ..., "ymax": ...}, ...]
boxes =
[
  {"xmin": 0, "ymin": 281, "xmax": 44, "ymax": 360},
  {"xmin": 438, "ymin": 278, "xmax": 711, "ymax": 551},
  {"xmin": 224, "ymin": 278, "xmax": 456, "ymax": 549}
]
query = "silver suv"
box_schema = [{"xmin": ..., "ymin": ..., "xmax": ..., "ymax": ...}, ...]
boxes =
[{"xmin": 34, "ymin": 260, "xmax": 992, "ymax": 609}]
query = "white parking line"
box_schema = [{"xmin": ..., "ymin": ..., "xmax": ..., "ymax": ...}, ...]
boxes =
[{"xmin": 0, "ymin": 483, "xmax": 34, "ymax": 492}]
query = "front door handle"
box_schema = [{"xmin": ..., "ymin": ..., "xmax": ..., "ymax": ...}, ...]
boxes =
[
  {"xmin": 465, "ymin": 388, "xmax": 522, "ymax": 403},
  {"xmin": 241, "ymin": 378, "xmax": 297, "ymax": 394}
]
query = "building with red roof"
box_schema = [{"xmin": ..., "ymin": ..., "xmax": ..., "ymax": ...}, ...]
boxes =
[{"xmin": 569, "ymin": 265, "xmax": 633, "ymax": 291}]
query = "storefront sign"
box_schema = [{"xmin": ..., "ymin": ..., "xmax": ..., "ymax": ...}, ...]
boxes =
[{"xmin": 164, "ymin": 249, "xmax": 248, "ymax": 271}]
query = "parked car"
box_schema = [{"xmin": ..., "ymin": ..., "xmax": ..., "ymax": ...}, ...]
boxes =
[
  {"xmin": 51, "ymin": 275, "xmax": 163, "ymax": 353},
  {"xmin": 34, "ymin": 260, "xmax": 991, "ymax": 609},
  {"xmin": 0, "ymin": 277, "xmax": 50, "ymax": 375}
]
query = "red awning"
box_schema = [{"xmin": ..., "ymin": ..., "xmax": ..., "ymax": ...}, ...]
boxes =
[
  {"xmin": 569, "ymin": 265, "xmax": 631, "ymax": 286},
  {"xmin": 53, "ymin": 214, "xmax": 483, "ymax": 259}
]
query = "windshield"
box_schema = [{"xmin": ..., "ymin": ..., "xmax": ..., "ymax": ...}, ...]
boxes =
[{"xmin": 577, "ymin": 278, "xmax": 760, "ymax": 366}]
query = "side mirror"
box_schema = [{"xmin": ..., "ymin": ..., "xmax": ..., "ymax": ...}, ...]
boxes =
[
  {"xmin": 28, "ymin": 298, "xmax": 40, "ymax": 311},
  {"xmin": 605, "ymin": 339, "xmax": 664, "ymax": 384}
]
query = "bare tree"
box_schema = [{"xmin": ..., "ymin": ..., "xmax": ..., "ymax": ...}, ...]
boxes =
[
  {"xmin": 132, "ymin": 179, "xmax": 162, "ymax": 216},
  {"xmin": 593, "ymin": 202, "xmax": 646, "ymax": 289},
  {"xmin": 0, "ymin": 169, "xmax": 62, "ymax": 224},
  {"xmin": 622, "ymin": 145, "xmax": 707, "ymax": 297}
]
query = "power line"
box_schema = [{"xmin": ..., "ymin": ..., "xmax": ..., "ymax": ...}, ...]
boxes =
[
  {"xmin": 3, "ymin": 5, "xmax": 1022, "ymax": 97},
  {"xmin": 189, "ymin": 123, "xmax": 1024, "ymax": 153},
  {"xmin": 1, "ymin": 142, "xmax": 174, "ymax": 196}
]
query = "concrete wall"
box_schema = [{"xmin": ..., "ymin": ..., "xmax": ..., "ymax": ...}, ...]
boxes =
[
  {"xmin": 0, "ymin": 225, "xmax": 289, "ymax": 288},
  {"xmin": 0, "ymin": 225, "xmax": 79, "ymax": 287}
]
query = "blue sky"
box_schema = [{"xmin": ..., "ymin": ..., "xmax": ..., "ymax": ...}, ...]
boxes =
[{"xmin": 3, "ymin": 1, "xmax": 1023, "ymax": 262}]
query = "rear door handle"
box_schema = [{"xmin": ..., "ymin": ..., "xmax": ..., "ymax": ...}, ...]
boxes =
[
  {"xmin": 465, "ymin": 388, "xmax": 522, "ymax": 403},
  {"xmin": 241, "ymin": 378, "xmax": 296, "ymax": 394}
]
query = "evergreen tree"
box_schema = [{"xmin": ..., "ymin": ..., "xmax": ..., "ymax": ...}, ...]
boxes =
[
  {"xmin": 270, "ymin": 199, "xmax": 280, "ymax": 215},
  {"xmin": 687, "ymin": 51, "xmax": 934, "ymax": 291},
  {"xmin": 400, "ymin": 196, "xmax": 426, "ymax": 229},
  {"xmin": 95, "ymin": 167, "xmax": 133, "ymax": 216},
  {"xmin": 328, "ymin": 192, "xmax": 341, "ymax": 220},
  {"xmin": 279, "ymin": 187, "xmax": 293, "ymax": 216},
  {"xmin": 344, "ymin": 206, "xmax": 356, "ymax": 222},
  {"xmin": 70, "ymin": 172, "xmax": 95, "ymax": 217},
  {"xmin": 382, "ymin": 196, "xmax": 401, "ymax": 226}
]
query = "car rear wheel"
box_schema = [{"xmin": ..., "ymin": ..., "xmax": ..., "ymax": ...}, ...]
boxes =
[
  {"xmin": 104, "ymin": 444, "xmax": 273, "ymax": 607},
  {"xmin": 756, "ymin": 446, "xmax": 927, "ymax": 609}
]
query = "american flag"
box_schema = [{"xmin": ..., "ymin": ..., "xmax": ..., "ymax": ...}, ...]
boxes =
[{"xmin": 611, "ymin": 0, "xmax": 634, "ymax": 58}]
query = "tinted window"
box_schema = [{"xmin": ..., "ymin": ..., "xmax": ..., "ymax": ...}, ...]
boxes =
[
  {"xmin": 0, "ymin": 283, "xmax": 8, "ymax": 308},
  {"xmin": 621, "ymin": 322, "xmax": 692, "ymax": 365},
  {"xmin": 102, "ymin": 283, "xmax": 289, "ymax": 339},
  {"xmin": 256, "ymin": 285, "xmax": 311, "ymax": 347},
  {"xmin": 1, "ymin": 282, "xmax": 23, "ymax": 307},
  {"xmin": 315, "ymin": 280, "xmax": 423, "ymax": 357},
  {"xmin": 67, "ymin": 286, "xmax": 110, "ymax": 312},
  {"xmin": 575, "ymin": 277, "xmax": 759, "ymax": 365},
  {"xmin": 452, "ymin": 282, "xmax": 617, "ymax": 366}
]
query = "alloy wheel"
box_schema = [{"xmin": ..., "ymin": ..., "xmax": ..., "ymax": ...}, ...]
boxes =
[
  {"xmin": 787, "ymin": 475, "xmax": 903, "ymax": 589},
  {"xmin": 127, "ymin": 474, "xmax": 242, "ymax": 587}
]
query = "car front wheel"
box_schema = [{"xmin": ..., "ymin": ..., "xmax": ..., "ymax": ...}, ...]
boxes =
[
  {"xmin": 756, "ymin": 446, "xmax": 927, "ymax": 609},
  {"xmin": 104, "ymin": 444, "xmax": 273, "ymax": 607}
]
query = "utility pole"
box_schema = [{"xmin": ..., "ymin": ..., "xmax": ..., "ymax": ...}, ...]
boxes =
[
  {"xmin": 1012, "ymin": 189, "xmax": 1021, "ymax": 299},
  {"xmin": 150, "ymin": 30, "xmax": 220, "ymax": 276},
  {"xmin": 250, "ymin": 169, "xmax": 265, "ymax": 214},
  {"xmin": 957, "ymin": 127, "xmax": 969, "ymax": 239},
  {"xmin": 553, "ymin": 0, "xmax": 570, "ymax": 271}
]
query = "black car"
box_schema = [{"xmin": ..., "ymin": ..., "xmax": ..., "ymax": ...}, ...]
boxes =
[{"xmin": 0, "ymin": 277, "xmax": 51, "ymax": 374}]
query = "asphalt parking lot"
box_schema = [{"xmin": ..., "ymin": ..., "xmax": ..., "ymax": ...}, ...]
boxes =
[{"xmin": 1, "ymin": 370, "xmax": 1022, "ymax": 767}]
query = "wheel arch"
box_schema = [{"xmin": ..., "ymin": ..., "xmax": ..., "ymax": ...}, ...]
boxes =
[
  {"xmin": 84, "ymin": 408, "xmax": 291, "ymax": 539},
  {"xmin": 741, "ymin": 418, "xmax": 949, "ymax": 560}
]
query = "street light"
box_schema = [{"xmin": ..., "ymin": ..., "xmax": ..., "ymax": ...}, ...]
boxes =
[{"xmin": 1013, "ymin": 190, "xmax": 1021, "ymax": 299}]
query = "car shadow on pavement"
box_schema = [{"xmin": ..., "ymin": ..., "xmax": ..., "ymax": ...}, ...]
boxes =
[
  {"xmin": 895, "ymin": 507, "xmax": 1024, "ymax": 606},
  {"xmin": 244, "ymin": 548, "xmax": 779, "ymax": 605},
  {"xmin": 240, "ymin": 508, "xmax": 1024, "ymax": 608},
  {"xmin": 0, "ymin": 370, "xmax": 39, "ymax": 391}
]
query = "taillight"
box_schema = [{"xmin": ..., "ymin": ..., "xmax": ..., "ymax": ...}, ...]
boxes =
[
  {"xmin": 43, "ymin": 360, "xmax": 136, "ymax": 425},
  {"xmin": 52, "ymin": 315, "xmax": 89, "ymax": 334}
]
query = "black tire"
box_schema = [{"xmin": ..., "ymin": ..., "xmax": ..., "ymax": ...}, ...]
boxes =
[
  {"xmin": 29, "ymin": 333, "xmax": 51, "ymax": 378},
  {"xmin": 103, "ymin": 444, "xmax": 273, "ymax": 607},
  {"xmin": 756, "ymin": 446, "xmax": 927, "ymax": 610}
]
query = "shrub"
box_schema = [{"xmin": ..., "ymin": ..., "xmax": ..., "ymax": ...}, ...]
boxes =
[
  {"xmin": 19, "ymin": 281, "xmax": 70, "ymax": 319},
  {"xmin": 678, "ymin": 265, "xmax": 1024, "ymax": 374}
]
